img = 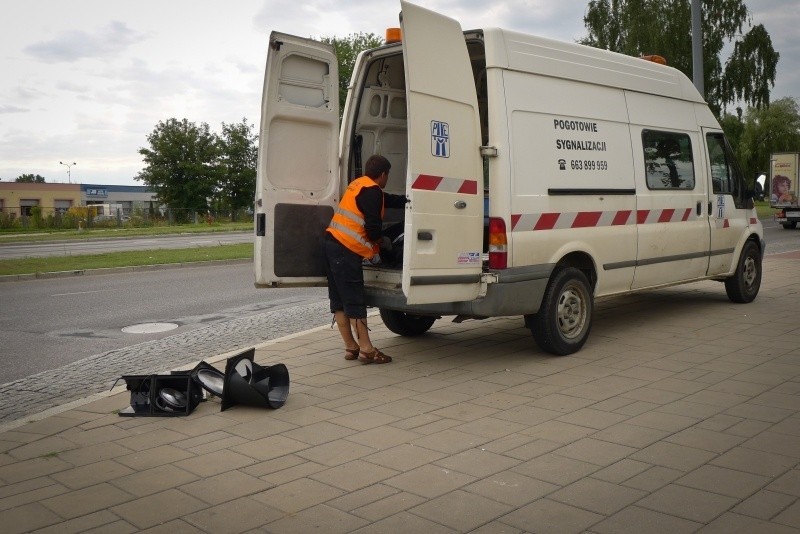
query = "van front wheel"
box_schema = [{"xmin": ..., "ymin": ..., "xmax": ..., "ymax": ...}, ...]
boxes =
[
  {"xmin": 379, "ymin": 309, "xmax": 436, "ymax": 337},
  {"xmin": 529, "ymin": 267, "xmax": 593, "ymax": 355},
  {"xmin": 725, "ymin": 240, "xmax": 761, "ymax": 303}
]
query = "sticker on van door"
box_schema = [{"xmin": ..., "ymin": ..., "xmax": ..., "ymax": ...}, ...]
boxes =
[{"xmin": 431, "ymin": 120, "xmax": 450, "ymax": 158}]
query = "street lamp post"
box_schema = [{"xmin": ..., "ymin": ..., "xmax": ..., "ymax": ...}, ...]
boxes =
[{"xmin": 59, "ymin": 161, "xmax": 76, "ymax": 184}]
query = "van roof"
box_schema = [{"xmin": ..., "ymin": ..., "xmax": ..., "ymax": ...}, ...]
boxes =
[{"xmin": 482, "ymin": 28, "xmax": 705, "ymax": 104}]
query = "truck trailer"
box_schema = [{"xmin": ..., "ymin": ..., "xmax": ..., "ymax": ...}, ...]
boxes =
[{"xmin": 770, "ymin": 152, "xmax": 800, "ymax": 229}]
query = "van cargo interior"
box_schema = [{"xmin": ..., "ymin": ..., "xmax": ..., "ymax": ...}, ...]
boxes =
[{"xmin": 345, "ymin": 39, "xmax": 488, "ymax": 266}]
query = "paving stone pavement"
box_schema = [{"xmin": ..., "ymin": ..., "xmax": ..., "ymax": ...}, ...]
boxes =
[
  {"xmin": 0, "ymin": 299, "xmax": 332, "ymax": 427},
  {"xmin": 1, "ymin": 252, "xmax": 799, "ymax": 533}
]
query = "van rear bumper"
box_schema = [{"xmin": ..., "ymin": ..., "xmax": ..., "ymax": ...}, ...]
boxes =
[{"xmin": 364, "ymin": 263, "xmax": 554, "ymax": 317}]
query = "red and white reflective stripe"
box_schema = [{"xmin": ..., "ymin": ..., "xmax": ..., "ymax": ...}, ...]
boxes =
[
  {"xmin": 411, "ymin": 174, "xmax": 478, "ymax": 194},
  {"xmin": 511, "ymin": 208, "xmax": 693, "ymax": 232}
]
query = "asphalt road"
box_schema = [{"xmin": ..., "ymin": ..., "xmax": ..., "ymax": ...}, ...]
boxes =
[
  {"xmin": 761, "ymin": 217, "xmax": 800, "ymax": 254},
  {"xmin": 0, "ymin": 262, "xmax": 327, "ymax": 384},
  {"xmin": 0, "ymin": 230, "xmax": 253, "ymax": 259}
]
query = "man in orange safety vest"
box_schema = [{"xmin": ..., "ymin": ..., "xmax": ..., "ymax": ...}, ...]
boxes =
[{"xmin": 323, "ymin": 155, "xmax": 406, "ymax": 364}]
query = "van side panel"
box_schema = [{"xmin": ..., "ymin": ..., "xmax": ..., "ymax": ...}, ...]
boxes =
[
  {"xmin": 503, "ymin": 70, "xmax": 637, "ymax": 297},
  {"xmin": 489, "ymin": 29, "xmax": 704, "ymax": 104},
  {"xmin": 625, "ymin": 91, "xmax": 710, "ymax": 289}
]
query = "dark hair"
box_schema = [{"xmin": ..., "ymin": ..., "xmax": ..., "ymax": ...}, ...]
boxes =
[
  {"xmin": 364, "ymin": 155, "xmax": 391, "ymax": 179},
  {"xmin": 773, "ymin": 175, "xmax": 791, "ymax": 193}
]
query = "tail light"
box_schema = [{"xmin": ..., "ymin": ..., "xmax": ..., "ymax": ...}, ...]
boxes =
[{"xmin": 488, "ymin": 217, "xmax": 507, "ymax": 269}]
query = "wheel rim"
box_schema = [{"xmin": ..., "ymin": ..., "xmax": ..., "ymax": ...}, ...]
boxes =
[
  {"xmin": 743, "ymin": 254, "xmax": 757, "ymax": 289},
  {"xmin": 556, "ymin": 283, "xmax": 587, "ymax": 340}
]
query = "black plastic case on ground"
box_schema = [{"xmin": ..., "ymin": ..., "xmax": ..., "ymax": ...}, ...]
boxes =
[{"xmin": 118, "ymin": 374, "xmax": 202, "ymax": 417}]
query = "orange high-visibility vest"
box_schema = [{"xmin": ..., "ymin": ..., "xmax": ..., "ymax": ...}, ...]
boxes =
[{"xmin": 326, "ymin": 176, "xmax": 384, "ymax": 259}]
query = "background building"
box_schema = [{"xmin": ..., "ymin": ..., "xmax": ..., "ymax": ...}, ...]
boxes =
[
  {"xmin": 81, "ymin": 184, "xmax": 157, "ymax": 217},
  {"xmin": 0, "ymin": 182, "xmax": 81, "ymax": 218},
  {"xmin": 0, "ymin": 182, "xmax": 158, "ymax": 230}
]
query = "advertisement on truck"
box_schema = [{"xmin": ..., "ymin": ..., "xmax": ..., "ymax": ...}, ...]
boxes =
[{"xmin": 770, "ymin": 152, "xmax": 800, "ymax": 229}]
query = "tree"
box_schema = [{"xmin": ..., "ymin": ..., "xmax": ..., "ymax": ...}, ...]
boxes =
[
  {"xmin": 581, "ymin": 0, "xmax": 779, "ymax": 115},
  {"xmin": 136, "ymin": 118, "xmax": 219, "ymax": 220},
  {"xmin": 732, "ymin": 97, "xmax": 800, "ymax": 184},
  {"xmin": 217, "ymin": 118, "xmax": 257, "ymax": 220},
  {"xmin": 320, "ymin": 33, "xmax": 384, "ymax": 116},
  {"xmin": 16, "ymin": 174, "xmax": 46, "ymax": 183}
]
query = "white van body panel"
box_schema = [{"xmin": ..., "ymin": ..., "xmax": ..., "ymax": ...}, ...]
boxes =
[
  {"xmin": 399, "ymin": 1, "xmax": 483, "ymax": 304},
  {"xmin": 502, "ymin": 68, "xmax": 638, "ymax": 297},
  {"xmin": 254, "ymin": 33, "xmax": 339, "ymax": 287},
  {"xmin": 487, "ymin": 29, "xmax": 704, "ymax": 103},
  {"xmin": 625, "ymin": 91, "xmax": 709, "ymax": 289},
  {"xmin": 254, "ymin": 2, "xmax": 763, "ymax": 353}
]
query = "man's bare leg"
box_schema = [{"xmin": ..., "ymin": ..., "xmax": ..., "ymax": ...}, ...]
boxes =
[{"xmin": 334, "ymin": 311, "xmax": 360, "ymax": 358}]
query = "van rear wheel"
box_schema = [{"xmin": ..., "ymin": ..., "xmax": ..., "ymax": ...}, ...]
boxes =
[
  {"xmin": 529, "ymin": 267, "xmax": 593, "ymax": 355},
  {"xmin": 379, "ymin": 309, "xmax": 436, "ymax": 337},
  {"xmin": 725, "ymin": 240, "xmax": 761, "ymax": 303},
  {"xmin": 782, "ymin": 221, "xmax": 797, "ymax": 229}
]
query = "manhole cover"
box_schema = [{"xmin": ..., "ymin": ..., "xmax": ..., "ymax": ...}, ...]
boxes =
[{"xmin": 122, "ymin": 322, "xmax": 179, "ymax": 334}]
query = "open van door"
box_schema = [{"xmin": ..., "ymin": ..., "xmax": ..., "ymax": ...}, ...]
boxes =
[
  {"xmin": 400, "ymin": 1, "xmax": 484, "ymax": 304},
  {"xmin": 254, "ymin": 32, "xmax": 339, "ymax": 287}
]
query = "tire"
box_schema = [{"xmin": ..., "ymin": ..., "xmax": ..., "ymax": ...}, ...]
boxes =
[
  {"xmin": 529, "ymin": 267, "xmax": 593, "ymax": 355},
  {"xmin": 782, "ymin": 221, "xmax": 797, "ymax": 229},
  {"xmin": 725, "ymin": 240, "xmax": 762, "ymax": 303},
  {"xmin": 379, "ymin": 309, "xmax": 437, "ymax": 337}
]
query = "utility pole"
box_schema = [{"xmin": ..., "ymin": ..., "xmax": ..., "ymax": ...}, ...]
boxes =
[{"xmin": 692, "ymin": 0, "xmax": 704, "ymax": 96}]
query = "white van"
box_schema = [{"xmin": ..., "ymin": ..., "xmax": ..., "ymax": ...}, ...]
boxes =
[{"xmin": 254, "ymin": 1, "xmax": 764, "ymax": 355}]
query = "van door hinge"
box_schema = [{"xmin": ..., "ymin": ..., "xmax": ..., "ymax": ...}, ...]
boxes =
[{"xmin": 480, "ymin": 146, "xmax": 498, "ymax": 158}]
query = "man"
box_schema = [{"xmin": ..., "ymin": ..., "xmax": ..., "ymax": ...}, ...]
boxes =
[{"xmin": 323, "ymin": 155, "xmax": 406, "ymax": 364}]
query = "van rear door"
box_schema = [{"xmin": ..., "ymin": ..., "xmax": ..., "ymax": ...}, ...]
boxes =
[
  {"xmin": 254, "ymin": 32, "xmax": 339, "ymax": 287},
  {"xmin": 400, "ymin": 1, "xmax": 483, "ymax": 305}
]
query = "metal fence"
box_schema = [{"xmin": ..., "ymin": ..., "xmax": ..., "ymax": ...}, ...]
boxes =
[{"xmin": 0, "ymin": 205, "xmax": 251, "ymax": 230}]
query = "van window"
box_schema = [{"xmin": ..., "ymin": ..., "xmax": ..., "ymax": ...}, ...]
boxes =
[
  {"xmin": 642, "ymin": 130, "xmax": 695, "ymax": 190},
  {"xmin": 706, "ymin": 132, "xmax": 742, "ymax": 196}
]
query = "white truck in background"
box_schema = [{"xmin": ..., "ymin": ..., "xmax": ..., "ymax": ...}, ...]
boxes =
[
  {"xmin": 770, "ymin": 152, "xmax": 800, "ymax": 229},
  {"xmin": 254, "ymin": 1, "xmax": 764, "ymax": 355}
]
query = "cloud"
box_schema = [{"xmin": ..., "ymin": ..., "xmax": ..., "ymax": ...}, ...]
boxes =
[
  {"xmin": 0, "ymin": 104, "xmax": 29, "ymax": 114},
  {"xmin": 23, "ymin": 21, "xmax": 147, "ymax": 63}
]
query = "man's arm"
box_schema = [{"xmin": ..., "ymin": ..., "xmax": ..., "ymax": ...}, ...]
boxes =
[
  {"xmin": 383, "ymin": 192, "xmax": 407, "ymax": 209},
  {"xmin": 355, "ymin": 187, "xmax": 384, "ymax": 242}
]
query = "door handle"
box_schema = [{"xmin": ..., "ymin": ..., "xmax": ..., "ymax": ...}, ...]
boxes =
[
  {"xmin": 696, "ymin": 201, "xmax": 701, "ymax": 216},
  {"xmin": 418, "ymin": 231, "xmax": 433, "ymax": 241}
]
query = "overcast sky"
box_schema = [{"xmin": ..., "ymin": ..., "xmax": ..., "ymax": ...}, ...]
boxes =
[{"xmin": 1, "ymin": 0, "xmax": 797, "ymax": 186}]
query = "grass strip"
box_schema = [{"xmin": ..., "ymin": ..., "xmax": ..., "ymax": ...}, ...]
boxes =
[
  {"xmin": 0, "ymin": 222, "xmax": 254, "ymax": 243},
  {"xmin": 0, "ymin": 243, "xmax": 253, "ymax": 276}
]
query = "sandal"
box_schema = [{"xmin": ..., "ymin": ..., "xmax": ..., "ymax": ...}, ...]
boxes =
[
  {"xmin": 358, "ymin": 348, "xmax": 392, "ymax": 364},
  {"xmin": 344, "ymin": 348, "xmax": 360, "ymax": 361}
]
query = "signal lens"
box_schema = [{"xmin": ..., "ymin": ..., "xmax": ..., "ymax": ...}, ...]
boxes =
[
  {"xmin": 385, "ymin": 28, "xmax": 402, "ymax": 44},
  {"xmin": 488, "ymin": 217, "xmax": 507, "ymax": 270}
]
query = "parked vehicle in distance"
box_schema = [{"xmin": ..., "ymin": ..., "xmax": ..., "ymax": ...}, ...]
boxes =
[{"xmin": 769, "ymin": 152, "xmax": 800, "ymax": 229}]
